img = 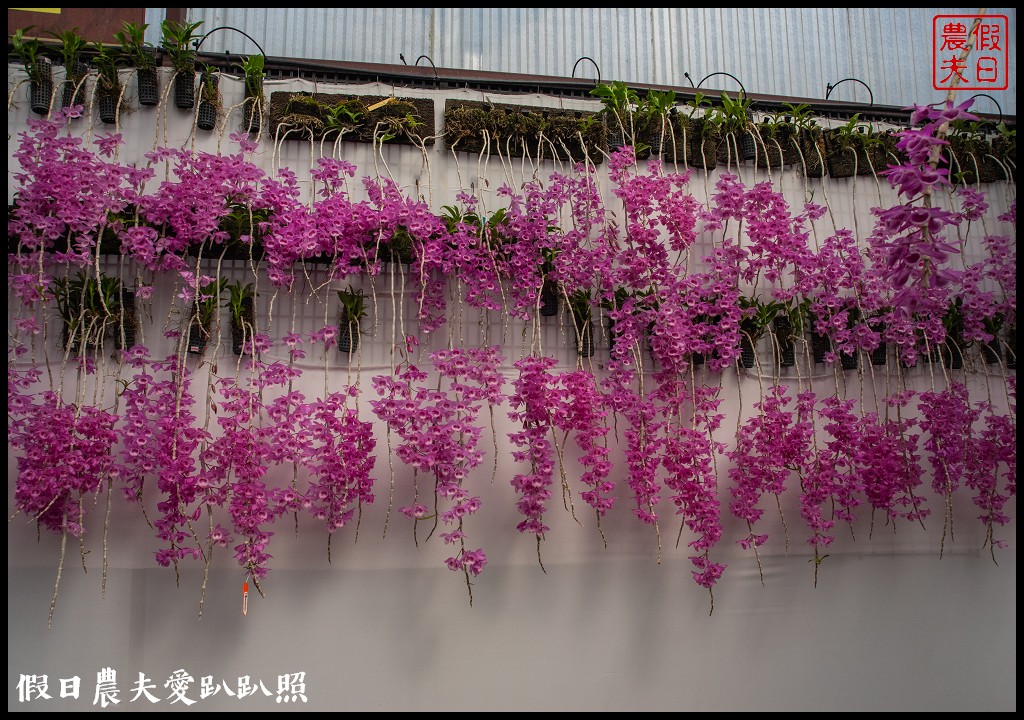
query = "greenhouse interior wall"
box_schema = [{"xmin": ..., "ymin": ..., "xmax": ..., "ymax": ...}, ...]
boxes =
[{"xmin": 7, "ymin": 51, "xmax": 1016, "ymax": 713}]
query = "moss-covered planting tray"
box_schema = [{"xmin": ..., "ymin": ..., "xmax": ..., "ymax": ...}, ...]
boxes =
[
  {"xmin": 269, "ymin": 92, "xmax": 435, "ymax": 146},
  {"xmin": 443, "ymin": 99, "xmax": 606, "ymax": 164}
]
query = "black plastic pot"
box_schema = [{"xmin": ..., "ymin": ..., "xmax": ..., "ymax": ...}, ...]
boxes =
[
  {"xmin": 197, "ymin": 99, "xmax": 217, "ymax": 131},
  {"xmin": 575, "ymin": 320, "xmax": 595, "ymax": 359},
  {"xmin": 719, "ymin": 132, "xmax": 756, "ymax": 165},
  {"xmin": 30, "ymin": 60, "xmax": 53, "ymax": 115},
  {"xmin": 540, "ymin": 280, "xmax": 559, "ymax": 317},
  {"xmin": 60, "ymin": 322, "xmax": 79, "ymax": 354},
  {"xmin": 31, "ymin": 80, "xmax": 52, "ymax": 114},
  {"xmin": 868, "ymin": 321, "xmax": 887, "ymax": 366},
  {"xmin": 604, "ymin": 116, "xmax": 628, "ymax": 154},
  {"xmin": 187, "ymin": 314, "xmax": 211, "ymax": 355},
  {"xmin": 187, "ymin": 330, "xmax": 208, "ymax": 355},
  {"xmin": 870, "ymin": 342, "xmax": 888, "ymax": 366},
  {"xmin": 137, "ymin": 67, "xmax": 159, "ymax": 106},
  {"xmin": 61, "ymin": 61, "xmax": 89, "ymax": 110},
  {"xmin": 811, "ymin": 332, "xmax": 831, "ymax": 364},
  {"xmin": 992, "ymin": 136, "xmax": 1016, "ymax": 182},
  {"xmin": 174, "ymin": 71, "xmax": 195, "ymax": 109},
  {"xmin": 645, "ymin": 126, "xmax": 668, "ymax": 158},
  {"xmin": 772, "ymin": 316, "xmax": 795, "ymax": 368},
  {"xmin": 840, "ymin": 350, "xmax": 859, "ymax": 371},
  {"xmin": 196, "ymin": 74, "xmax": 218, "ymax": 131},
  {"xmin": 737, "ymin": 132, "xmax": 757, "ymax": 162},
  {"xmin": 338, "ymin": 319, "xmax": 360, "ymax": 356},
  {"xmin": 98, "ymin": 92, "xmax": 119, "ymax": 124},
  {"xmin": 739, "ymin": 325, "xmax": 757, "ymax": 369}
]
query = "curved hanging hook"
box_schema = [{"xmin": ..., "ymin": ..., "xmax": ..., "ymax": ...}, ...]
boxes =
[
  {"xmin": 966, "ymin": 93, "xmax": 1003, "ymax": 126},
  {"xmin": 682, "ymin": 72, "xmax": 695, "ymax": 88},
  {"xmin": 415, "ymin": 54, "xmax": 438, "ymax": 82},
  {"xmin": 825, "ymin": 78, "xmax": 874, "ymax": 107},
  {"xmin": 571, "ymin": 56, "xmax": 601, "ymax": 86},
  {"xmin": 695, "ymin": 71, "xmax": 746, "ymax": 100},
  {"xmin": 193, "ymin": 25, "xmax": 266, "ymax": 59}
]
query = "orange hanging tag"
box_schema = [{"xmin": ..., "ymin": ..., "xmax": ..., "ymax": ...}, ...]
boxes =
[{"xmin": 242, "ymin": 581, "xmax": 249, "ymax": 616}]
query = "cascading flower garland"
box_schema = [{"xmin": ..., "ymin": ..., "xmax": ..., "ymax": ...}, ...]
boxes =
[
  {"xmin": 370, "ymin": 346, "xmax": 505, "ymax": 600},
  {"xmin": 118, "ymin": 347, "xmax": 208, "ymax": 569},
  {"xmin": 10, "ymin": 386, "xmax": 119, "ymax": 538},
  {"xmin": 289, "ymin": 390, "xmax": 377, "ymax": 542},
  {"xmin": 918, "ymin": 382, "xmax": 981, "ymax": 553},
  {"xmin": 728, "ymin": 385, "xmax": 809, "ymax": 570},
  {"xmin": 965, "ymin": 379, "xmax": 1017, "ymax": 556},
  {"xmin": 558, "ymin": 369, "xmax": 614, "ymax": 521},
  {"xmin": 858, "ymin": 392, "xmax": 928, "ymax": 529},
  {"xmin": 507, "ymin": 355, "xmax": 561, "ymax": 542},
  {"xmin": 9, "ymin": 362, "xmax": 119, "ymax": 625},
  {"xmin": 660, "ymin": 384, "xmax": 727, "ymax": 594},
  {"xmin": 200, "ymin": 358, "xmax": 290, "ymax": 585}
]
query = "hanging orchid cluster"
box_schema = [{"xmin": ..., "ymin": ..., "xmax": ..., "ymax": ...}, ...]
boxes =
[{"xmin": 6, "ymin": 99, "xmax": 1016, "ymax": 619}]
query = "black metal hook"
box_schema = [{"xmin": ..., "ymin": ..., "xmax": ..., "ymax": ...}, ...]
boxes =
[
  {"xmin": 966, "ymin": 93, "xmax": 1003, "ymax": 126},
  {"xmin": 682, "ymin": 72, "xmax": 695, "ymax": 88},
  {"xmin": 193, "ymin": 25, "xmax": 266, "ymax": 59},
  {"xmin": 695, "ymin": 72, "xmax": 746, "ymax": 100},
  {"xmin": 571, "ymin": 56, "xmax": 601, "ymax": 85},
  {"xmin": 414, "ymin": 54, "xmax": 438, "ymax": 82},
  {"xmin": 825, "ymin": 78, "xmax": 874, "ymax": 107}
]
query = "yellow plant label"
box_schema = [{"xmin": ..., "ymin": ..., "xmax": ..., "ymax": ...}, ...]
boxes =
[{"xmin": 366, "ymin": 98, "xmax": 396, "ymax": 112}]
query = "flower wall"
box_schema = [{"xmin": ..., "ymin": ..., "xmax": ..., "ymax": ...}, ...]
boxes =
[{"xmin": 7, "ymin": 66, "xmax": 1016, "ymax": 638}]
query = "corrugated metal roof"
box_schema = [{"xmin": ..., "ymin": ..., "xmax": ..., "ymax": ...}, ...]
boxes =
[{"xmin": 168, "ymin": 8, "xmax": 1016, "ymax": 116}]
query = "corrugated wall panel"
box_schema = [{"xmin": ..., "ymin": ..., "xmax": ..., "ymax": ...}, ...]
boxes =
[{"xmin": 180, "ymin": 8, "xmax": 1016, "ymax": 114}]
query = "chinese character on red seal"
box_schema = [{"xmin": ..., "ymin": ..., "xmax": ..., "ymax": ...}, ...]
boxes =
[{"xmin": 933, "ymin": 15, "xmax": 1009, "ymax": 90}]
